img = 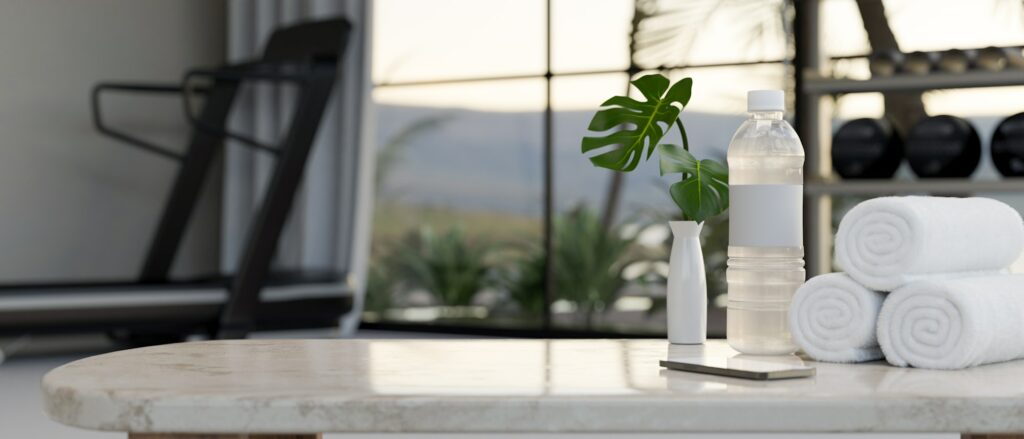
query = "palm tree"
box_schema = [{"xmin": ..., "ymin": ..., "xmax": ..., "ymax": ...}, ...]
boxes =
[
  {"xmin": 599, "ymin": 0, "xmax": 926, "ymax": 225},
  {"xmin": 375, "ymin": 115, "xmax": 450, "ymax": 196},
  {"xmin": 601, "ymin": 0, "xmax": 789, "ymax": 228},
  {"xmin": 855, "ymin": 0, "xmax": 927, "ymax": 136}
]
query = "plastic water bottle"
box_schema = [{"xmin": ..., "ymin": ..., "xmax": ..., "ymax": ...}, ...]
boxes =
[{"xmin": 726, "ymin": 90, "xmax": 805, "ymax": 355}]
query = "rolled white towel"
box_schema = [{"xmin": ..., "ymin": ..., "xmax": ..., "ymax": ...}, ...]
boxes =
[
  {"xmin": 877, "ymin": 274, "xmax": 1024, "ymax": 369},
  {"xmin": 790, "ymin": 273, "xmax": 886, "ymax": 363},
  {"xmin": 835, "ymin": 196, "xmax": 1024, "ymax": 291}
]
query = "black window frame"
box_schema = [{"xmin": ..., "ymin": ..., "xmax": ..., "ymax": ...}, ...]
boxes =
[{"xmin": 365, "ymin": 0, "xmax": 793, "ymax": 337}]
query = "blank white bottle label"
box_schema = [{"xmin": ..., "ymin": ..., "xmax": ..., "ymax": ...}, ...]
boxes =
[{"xmin": 729, "ymin": 184, "xmax": 803, "ymax": 248}]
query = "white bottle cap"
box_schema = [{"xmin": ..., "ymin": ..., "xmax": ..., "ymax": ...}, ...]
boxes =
[{"xmin": 747, "ymin": 90, "xmax": 785, "ymax": 112}]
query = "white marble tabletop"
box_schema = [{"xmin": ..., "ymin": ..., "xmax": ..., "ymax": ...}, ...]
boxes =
[{"xmin": 41, "ymin": 339, "xmax": 1024, "ymax": 435}]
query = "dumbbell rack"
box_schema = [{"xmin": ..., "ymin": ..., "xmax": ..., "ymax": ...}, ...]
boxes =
[{"xmin": 795, "ymin": 1, "xmax": 1024, "ymax": 277}]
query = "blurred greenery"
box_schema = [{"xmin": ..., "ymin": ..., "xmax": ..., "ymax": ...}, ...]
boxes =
[
  {"xmin": 551, "ymin": 206, "xmax": 637, "ymax": 329},
  {"xmin": 458, "ymin": 206, "xmax": 641, "ymax": 328},
  {"xmin": 394, "ymin": 225, "xmax": 495, "ymax": 307},
  {"xmin": 367, "ymin": 204, "xmax": 643, "ymax": 326},
  {"xmin": 363, "ymin": 260, "xmax": 395, "ymax": 316},
  {"xmin": 498, "ymin": 247, "xmax": 546, "ymax": 318}
]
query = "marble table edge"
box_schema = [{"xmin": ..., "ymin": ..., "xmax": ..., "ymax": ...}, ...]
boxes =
[
  {"xmin": 41, "ymin": 379, "xmax": 1024, "ymax": 434},
  {"xmin": 38, "ymin": 339, "xmax": 1024, "ymax": 434}
]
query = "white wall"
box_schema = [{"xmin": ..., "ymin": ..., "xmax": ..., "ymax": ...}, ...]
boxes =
[{"xmin": 0, "ymin": 0, "xmax": 226, "ymax": 281}]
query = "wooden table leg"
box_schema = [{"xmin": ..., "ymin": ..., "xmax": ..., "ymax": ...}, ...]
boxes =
[
  {"xmin": 128, "ymin": 434, "xmax": 321, "ymax": 439},
  {"xmin": 958, "ymin": 431, "xmax": 1024, "ymax": 435}
]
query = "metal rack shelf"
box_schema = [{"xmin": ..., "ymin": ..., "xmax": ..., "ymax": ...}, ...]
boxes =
[
  {"xmin": 805, "ymin": 178, "xmax": 1024, "ymax": 195},
  {"xmin": 803, "ymin": 69, "xmax": 1024, "ymax": 94},
  {"xmin": 794, "ymin": 2, "xmax": 1024, "ymax": 275}
]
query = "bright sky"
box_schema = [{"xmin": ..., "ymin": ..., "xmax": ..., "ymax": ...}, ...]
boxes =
[{"xmin": 373, "ymin": 0, "xmax": 1024, "ymax": 116}]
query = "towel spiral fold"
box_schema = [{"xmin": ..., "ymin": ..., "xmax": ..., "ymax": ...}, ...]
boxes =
[
  {"xmin": 789, "ymin": 273, "xmax": 885, "ymax": 363},
  {"xmin": 877, "ymin": 275, "xmax": 1024, "ymax": 369},
  {"xmin": 835, "ymin": 196, "xmax": 1024, "ymax": 291},
  {"xmin": 879, "ymin": 292, "xmax": 964, "ymax": 367}
]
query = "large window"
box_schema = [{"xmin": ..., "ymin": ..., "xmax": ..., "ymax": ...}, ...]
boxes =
[{"xmin": 366, "ymin": 0, "xmax": 792, "ymax": 335}]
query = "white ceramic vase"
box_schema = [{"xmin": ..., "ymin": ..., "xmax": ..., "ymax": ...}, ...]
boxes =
[{"xmin": 667, "ymin": 220, "xmax": 707, "ymax": 345}]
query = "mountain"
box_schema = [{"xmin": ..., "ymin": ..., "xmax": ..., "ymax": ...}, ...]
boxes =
[{"xmin": 374, "ymin": 104, "xmax": 745, "ymax": 217}]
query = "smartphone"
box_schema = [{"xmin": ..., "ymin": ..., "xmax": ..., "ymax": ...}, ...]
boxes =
[{"xmin": 660, "ymin": 356, "xmax": 815, "ymax": 380}]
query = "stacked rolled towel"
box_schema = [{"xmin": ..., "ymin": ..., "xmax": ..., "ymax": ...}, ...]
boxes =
[
  {"xmin": 877, "ymin": 275, "xmax": 1024, "ymax": 369},
  {"xmin": 834, "ymin": 196, "xmax": 1024, "ymax": 292},
  {"xmin": 790, "ymin": 273, "xmax": 886, "ymax": 363},
  {"xmin": 789, "ymin": 196, "xmax": 1024, "ymax": 368}
]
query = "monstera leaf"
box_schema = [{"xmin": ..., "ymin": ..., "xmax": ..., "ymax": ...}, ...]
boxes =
[
  {"xmin": 581, "ymin": 75, "xmax": 692, "ymax": 172},
  {"xmin": 578, "ymin": 73, "xmax": 728, "ymax": 224},
  {"xmin": 659, "ymin": 144, "xmax": 729, "ymax": 223}
]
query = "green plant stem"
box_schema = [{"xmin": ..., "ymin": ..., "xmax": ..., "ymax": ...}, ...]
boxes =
[
  {"xmin": 675, "ymin": 118, "xmax": 690, "ymax": 179},
  {"xmin": 674, "ymin": 117, "xmax": 691, "ymax": 222},
  {"xmin": 675, "ymin": 118, "xmax": 689, "ymax": 152}
]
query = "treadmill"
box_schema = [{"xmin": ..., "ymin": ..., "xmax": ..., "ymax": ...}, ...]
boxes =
[{"xmin": 0, "ymin": 18, "xmax": 355, "ymax": 341}]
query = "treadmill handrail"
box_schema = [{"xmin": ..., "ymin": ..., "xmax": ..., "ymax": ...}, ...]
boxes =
[
  {"xmin": 180, "ymin": 61, "xmax": 334, "ymax": 156},
  {"xmin": 91, "ymin": 82, "xmax": 191, "ymax": 160}
]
